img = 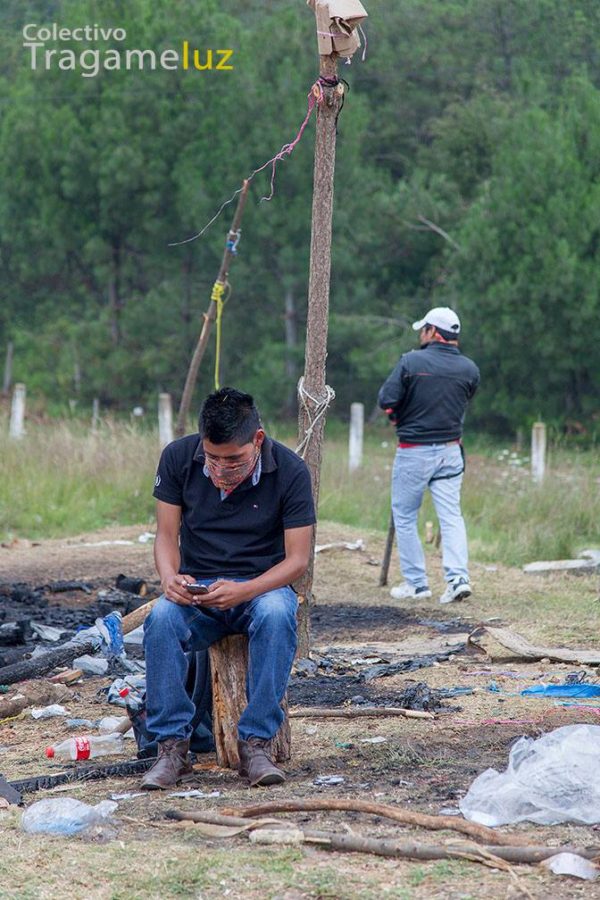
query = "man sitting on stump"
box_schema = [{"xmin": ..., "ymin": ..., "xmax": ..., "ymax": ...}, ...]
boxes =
[{"xmin": 142, "ymin": 387, "xmax": 315, "ymax": 790}]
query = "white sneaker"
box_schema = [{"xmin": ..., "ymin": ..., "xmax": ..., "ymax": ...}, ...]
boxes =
[
  {"xmin": 439, "ymin": 578, "xmax": 472, "ymax": 604},
  {"xmin": 390, "ymin": 583, "xmax": 432, "ymax": 601}
]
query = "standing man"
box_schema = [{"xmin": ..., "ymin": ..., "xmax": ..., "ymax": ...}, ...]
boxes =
[
  {"xmin": 378, "ymin": 307, "xmax": 479, "ymax": 604},
  {"xmin": 141, "ymin": 387, "xmax": 315, "ymax": 790}
]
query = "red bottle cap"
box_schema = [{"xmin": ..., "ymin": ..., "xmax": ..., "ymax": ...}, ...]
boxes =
[
  {"xmin": 45, "ymin": 747, "xmax": 55, "ymax": 758},
  {"xmin": 119, "ymin": 688, "xmax": 130, "ymax": 698}
]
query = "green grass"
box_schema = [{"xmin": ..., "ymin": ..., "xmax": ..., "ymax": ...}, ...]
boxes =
[
  {"xmin": 0, "ymin": 417, "xmax": 158, "ymax": 537},
  {"xmin": 1, "ymin": 415, "xmax": 599, "ymax": 567}
]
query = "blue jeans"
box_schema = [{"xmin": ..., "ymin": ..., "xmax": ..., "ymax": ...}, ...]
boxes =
[
  {"xmin": 391, "ymin": 443, "xmax": 468, "ymax": 588},
  {"xmin": 143, "ymin": 583, "xmax": 298, "ymax": 743}
]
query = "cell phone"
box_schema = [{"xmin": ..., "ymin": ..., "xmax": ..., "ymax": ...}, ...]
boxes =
[{"xmin": 187, "ymin": 583, "xmax": 209, "ymax": 596}]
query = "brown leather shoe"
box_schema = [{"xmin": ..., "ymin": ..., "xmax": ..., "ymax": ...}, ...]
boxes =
[
  {"xmin": 140, "ymin": 737, "xmax": 193, "ymax": 791},
  {"xmin": 238, "ymin": 737, "xmax": 286, "ymax": 787}
]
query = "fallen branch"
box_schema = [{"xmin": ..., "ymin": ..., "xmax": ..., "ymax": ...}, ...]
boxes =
[
  {"xmin": 166, "ymin": 810, "xmax": 600, "ymax": 866},
  {"xmin": 0, "ymin": 637, "xmax": 98, "ymax": 687},
  {"xmin": 289, "ymin": 706, "xmax": 434, "ymax": 720},
  {"xmin": 44, "ymin": 580, "xmax": 93, "ymax": 594},
  {"xmin": 219, "ymin": 798, "xmax": 524, "ymax": 847}
]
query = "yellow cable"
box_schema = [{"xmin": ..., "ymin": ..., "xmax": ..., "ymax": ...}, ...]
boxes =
[{"xmin": 211, "ymin": 281, "xmax": 226, "ymax": 390}]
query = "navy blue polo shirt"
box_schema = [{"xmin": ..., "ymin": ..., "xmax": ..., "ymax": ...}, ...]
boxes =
[{"xmin": 153, "ymin": 435, "xmax": 316, "ymax": 578}]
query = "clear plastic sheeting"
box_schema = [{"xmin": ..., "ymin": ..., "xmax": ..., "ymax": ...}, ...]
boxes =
[
  {"xmin": 21, "ymin": 798, "xmax": 118, "ymax": 835},
  {"xmin": 459, "ymin": 724, "xmax": 600, "ymax": 826}
]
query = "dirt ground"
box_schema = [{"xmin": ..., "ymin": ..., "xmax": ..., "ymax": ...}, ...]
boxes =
[{"xmin": 0, "ymin": 522, "xmax": 599, "ymax": 899}]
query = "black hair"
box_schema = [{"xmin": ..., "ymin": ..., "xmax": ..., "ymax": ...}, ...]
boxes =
[
  {"xmin": 199, "ymin": 387, "xmax": 261, "ymax": 445},
  {"xmin": 428, "ymin": 324, "xmax": 460, "ymax": 342}
]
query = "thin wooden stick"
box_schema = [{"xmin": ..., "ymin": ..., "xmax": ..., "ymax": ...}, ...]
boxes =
[
  {"xmin": 175, "ymin": 180, "xmax": 250, "ymax": 437},
  {"xmin": 219, "ymin": 799, "xmax": 525, "ymax": 847},
  {"xmin": 379, "ymin": 512, "xmax": 395, "ymax": 587},
  {"xmin": 165, "ymin": 810, "xmax": 600, "ymax": 866},
  {"xmin": 289, "ymin": 706, "xmax": 434, "ymax": 720}
]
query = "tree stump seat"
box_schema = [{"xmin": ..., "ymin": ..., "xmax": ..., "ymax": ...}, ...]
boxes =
[{"xmin": 208, "ymin": 634, "xmax": 291, "ymax": 768}]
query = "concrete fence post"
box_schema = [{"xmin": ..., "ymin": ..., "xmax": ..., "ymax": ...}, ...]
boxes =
[
  {"xmin": 158, "ymin": 392, "xmax": 174, "ymax": 449},
  {"xmin": 91, "ymin": 398, "xmax": 100, "ymax": 432},
  {"xmin": 9, "ymin": 382, "xmax": 26, "ymax": 439},
  {"xmin": 348, "ymin": 402, "xmax": 364, "ymax": 472},
  {"xmin": 531, "ymin": 421, "xmax": 546, "ymax": 484}
]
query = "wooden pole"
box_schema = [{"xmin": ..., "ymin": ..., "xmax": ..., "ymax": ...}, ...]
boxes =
[
  {"xmin": 295, "ymin": 21, "xmax": 343, "ymax": 658},
  {"xmin": 175, "ymin": 180, "xmax": 250, "ymax": 438}
]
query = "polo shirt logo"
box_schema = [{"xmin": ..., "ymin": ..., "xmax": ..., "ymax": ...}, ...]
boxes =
[{"xmin": 155, "ymin": 475, "xmax": 161, "ymax": 486}]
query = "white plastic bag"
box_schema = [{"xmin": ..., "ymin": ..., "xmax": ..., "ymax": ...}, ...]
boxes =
[{"xmin": 459, "ymin": 724, "xmax": 600, "ymax": 826}]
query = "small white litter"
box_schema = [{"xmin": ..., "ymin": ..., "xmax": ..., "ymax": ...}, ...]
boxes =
[
  {"xmin": 72, "ymin": 655, "xmax": 109, "ymax": 676},
  {"xmin": 314, "ymin": 775, "xmax": 345, "ymax": 786},
  {"xmin": 541, "ymin": 853, "xmax": 599, "ymax": 881},
  {"xmin": 167, "ymin": 790, "xmax": 221, "ymax": 800},
  {"xmin": 30, "ymin": 623, "xmax": 66, "ymax": 642},
  {"xmin": 31, "ymin": 705, "xmax": 68, "ymax": 719}
]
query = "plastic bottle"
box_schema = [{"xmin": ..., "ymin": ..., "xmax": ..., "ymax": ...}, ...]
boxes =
[
  {"xmin": 21, "ymin": 797, "xmax": 118, "ymax": 835},
  {"xmin": 45, "ymin": 733, "xmax": 124, "ymax": 761},
  {"xmin": 119, "ymin": 686, "xmax": 143, "ymax": 713},
  {"xmin": 97, "ymin": 715, "xmax": 131, "ymax": 734}
]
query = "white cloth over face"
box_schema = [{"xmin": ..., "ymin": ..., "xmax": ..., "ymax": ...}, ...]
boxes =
[{"xmin": 307, "ymin": 0, "xmax": 368, "ymax": 59}]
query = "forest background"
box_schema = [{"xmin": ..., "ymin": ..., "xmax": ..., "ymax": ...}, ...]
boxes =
[{"xmin": 2, "ymin": 0, "xmax": 600, "ymax": 438}]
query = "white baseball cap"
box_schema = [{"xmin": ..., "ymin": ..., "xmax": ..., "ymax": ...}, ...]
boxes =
[{"xmin": 412, "ymin": 306, "xmax": 461, "ymax": 334}]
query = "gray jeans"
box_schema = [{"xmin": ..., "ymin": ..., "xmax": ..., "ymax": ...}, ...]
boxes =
[{"xmin": 391, "ymin": 442, "xmax": 468, "ymax": 588}]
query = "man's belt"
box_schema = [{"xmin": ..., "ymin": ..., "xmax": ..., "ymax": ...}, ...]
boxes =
[{"xmin": 397, "ymin": 439, "xmax": 461, "ymax": 448}]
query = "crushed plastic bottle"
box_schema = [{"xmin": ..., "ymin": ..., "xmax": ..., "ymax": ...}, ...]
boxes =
[
  {"xmin": 31, "ymin": 705, "xmax": 68, "ymax": 720},
  {"xmin": 459, "ymin": 724, "xmax": 600, "ymax": 826},
  {"xmin": 97, "ymin": 715, "xmax": 133, "ymax": 736},
  {"xmin": 21, "ymin": 797, "xmax": 118, "ymax": 835},
  {"xmin": 46, "ymin": 733, "xmax": 124, "ymax": 761}
]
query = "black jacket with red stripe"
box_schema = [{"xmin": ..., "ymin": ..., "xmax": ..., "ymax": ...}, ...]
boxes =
[{"xmin": 378, "ymin": 341, "xmax": 480, "ymax": 444}]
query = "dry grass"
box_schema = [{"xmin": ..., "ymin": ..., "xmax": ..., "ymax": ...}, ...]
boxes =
[{"xmin": 2, "ymin": 416, "xmax": 600, "ymax": 572}]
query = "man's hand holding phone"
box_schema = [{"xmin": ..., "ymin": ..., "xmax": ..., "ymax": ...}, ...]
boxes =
[
  {"xmin": 162, "ymin": 575, "xmax": 209, "ymax": 606},
  {"xmin": 187, "ymin": 582, "xmax": 210, "ymax": 605}
]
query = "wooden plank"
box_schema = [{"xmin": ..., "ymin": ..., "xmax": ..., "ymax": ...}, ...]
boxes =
[{"xmin": 470, "ymin": 625, "xmax": 600, "ymax": 665}]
